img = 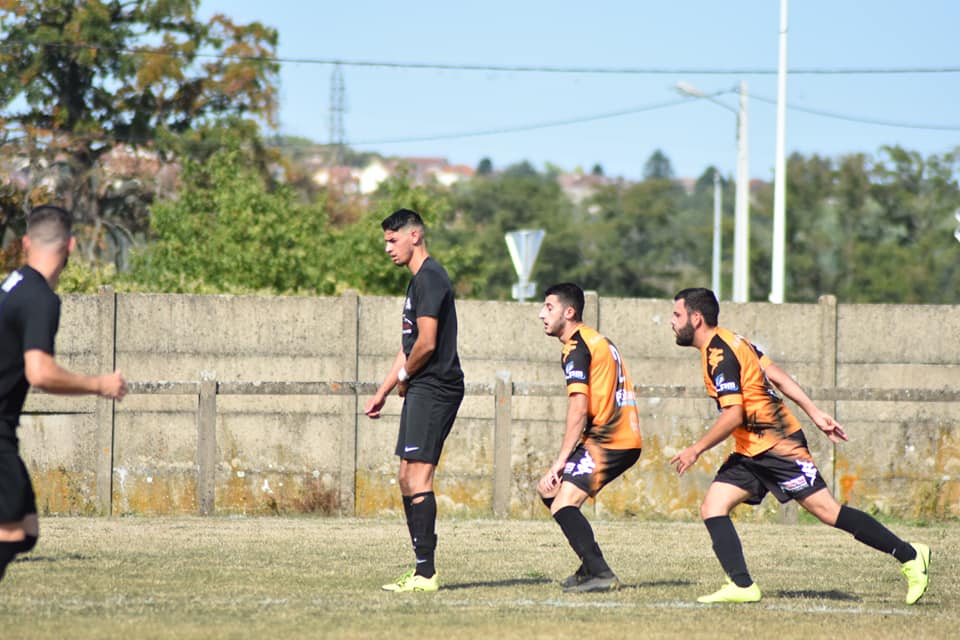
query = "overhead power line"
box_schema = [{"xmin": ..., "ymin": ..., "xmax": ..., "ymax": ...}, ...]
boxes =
[
  {"xmin": 1, "ymin": 41, "xmax": 960, "ymax": 76},
  {"xmin": 349, "ymin": 97, "xmax": 693, "ymax": 145},
  {"xmin": 344, "ymin": 95, "xmax": 960, "ymax": 147},
  {"xmin": 751, "ymin": 94, "xmax": 960, "ymax": 131}
]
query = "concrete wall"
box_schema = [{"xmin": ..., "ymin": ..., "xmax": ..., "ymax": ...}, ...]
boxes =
[{"xmin": 18, "ymin": 290, "xmax": 960, "ymax": 521}]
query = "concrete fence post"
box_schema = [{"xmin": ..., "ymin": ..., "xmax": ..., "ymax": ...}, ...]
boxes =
[
  {"xmin": 819, "ymin": 294, "xmax": 839, "ymax": 491},
  {"xmin": 493, "ymin": 371, "xmax": 513, "ymax": 517},
  {"xmin": 584, "ymin": 290, "xmax": 600, "ymax": 330},
  {"xmin": 197, "ymin": 373, "xmax": 218, "ymax": 516},
  {"xmin": 94, "ymin": 286, "xmax": 116, "ymax": 516},
  {"xmin": 340, "ymin": 289, "xmax": 359, "ymax": 516}
]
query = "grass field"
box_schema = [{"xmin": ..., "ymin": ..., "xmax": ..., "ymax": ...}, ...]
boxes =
[{"xmin": 0, "ymin": 516, "xmax": 956, "ymax": 639}]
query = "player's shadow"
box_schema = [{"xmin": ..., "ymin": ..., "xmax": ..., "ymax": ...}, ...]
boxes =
[
  {"xmin": 444, "ymin": 577, "xmax": 552, "ymax": 590},
  {"xmin": 14, "ymin": 553, "xmax": 88, "ymax": 564},
  {"xmin": 774, "ymin": 589, "xmax": 861, "ymax": 601}
]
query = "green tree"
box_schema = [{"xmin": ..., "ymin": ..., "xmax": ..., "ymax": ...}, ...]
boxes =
[
  {"xmin": 128, "ymin": 147, "xmax": 330, "ymax": 294},
  {"xmin": 476, "ymin": 157, "xmax": 493, "ymax": 176},
  {"xmin": 643, "ymin": 149, "xmax": 675, "ymax": 180},
  {"xmin": 446, "ymin": 163, "xmax": 581, "ymax": 299},
  {"xmin": 0, "ymin": 0, "xmax": 279, "ymax": 262}
]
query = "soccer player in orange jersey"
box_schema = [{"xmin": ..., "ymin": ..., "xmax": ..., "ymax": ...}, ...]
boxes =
[
  {"xmin": 537, "ymin": 283, "xmax": 642, "ymax": 593},
  {"xmin": 670, "ymin": 287, "xmax": 929, "ymax": 605}
]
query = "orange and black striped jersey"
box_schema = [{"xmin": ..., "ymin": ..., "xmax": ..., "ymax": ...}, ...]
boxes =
[
  {"xmin": 700, "ymin": 327, "xmax": 801, "ymax": 457},
  {"xmin": 561, "ymin": 325, "xmax": 642, "ymax": 450}
]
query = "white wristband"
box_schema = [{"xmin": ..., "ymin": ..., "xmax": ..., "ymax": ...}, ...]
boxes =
[{"xmin": 397, "ymin": 367, "xmax": 409, "ymax": 382}]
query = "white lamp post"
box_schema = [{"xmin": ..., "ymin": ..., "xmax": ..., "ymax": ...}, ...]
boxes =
[
  {"xmin": 712, "ymin": 170, "xmax": 722, "ymax": 299},
  {"xmin": 677, "ymin": 81, "xmax": 750, "ymax": 302},
  {"xmin": 769, "ymin": 0, "xmax": 789, "ymax": 303}
]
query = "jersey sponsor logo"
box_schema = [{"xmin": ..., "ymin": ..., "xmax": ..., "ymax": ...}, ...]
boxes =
[
  {"xmin": 713, "ymin": 372, "xmax": 739, "ymax": 393},
  {"xmin": 778, "ymin": 474, "xmax": 810, "ymax": 494},
  {"xmin": 565, "ymin": 450, "xmax": 596, "ymax": 477},
  {"xmin": 564, "ymin": 361, "xmax": 586, "ymax": 381},
  {"xmin": 615, "ymin": 389, "xmax": 637, "ymax": 407},
  {"xmin": 1, "ymin": 271, "xmax": 23, "ymax": 293},
  {"xmin": 708, "ymin": 347, "xmax": 725, "ymax": 373}
]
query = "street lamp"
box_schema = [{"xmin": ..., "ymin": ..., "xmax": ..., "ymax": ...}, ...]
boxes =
[{"xmin": 676, "ymin": 81, "xmax": 750, "ymax": 302}]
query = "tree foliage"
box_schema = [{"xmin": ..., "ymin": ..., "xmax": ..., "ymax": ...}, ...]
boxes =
[
  {"xmin": 127, "ymin": 146, "xmax": 330, "ymax": 294},
  {"xmin": 0, "ymin": 0, "xmax": 279, "ymax": 263}
]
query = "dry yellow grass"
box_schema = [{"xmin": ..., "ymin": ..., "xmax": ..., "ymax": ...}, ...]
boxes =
[{"xmin": 0, "ymin": 516, "xmax": 956, "ymax": 639}]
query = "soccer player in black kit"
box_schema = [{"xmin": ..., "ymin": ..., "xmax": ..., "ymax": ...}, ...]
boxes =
[
  {"xmin": 0, "ymin": 205, "xmax": 127, "ymax": 583},
  {"xmin": 364, "ymin": 209, "xmax": 464, "ymax": 593}
]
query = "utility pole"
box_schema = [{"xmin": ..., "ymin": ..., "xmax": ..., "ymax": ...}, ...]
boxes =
[{"xmin": 770, "ymin": 0, "xmax": 789, "ymax": 303}]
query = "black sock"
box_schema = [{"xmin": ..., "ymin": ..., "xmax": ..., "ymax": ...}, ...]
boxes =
[
  {"xmin": 402, "ymin": 494, "xmax": 415, "ymax": 558},
  {"xmin": 704, "ymin": 516, "xmax": 753, "ymax": 588},
  {"xmin": 410, "ymin": 491, "xmax": 437, "ymax": 577},
  {"xmin": 834, "ymin": 505, "xmax": 916, "ymax": 563},
  {"xmin": 540, "ymin": 495, "xmax": 554, "ymax": 510},
  {"xmin": 0, "ymin": 541, "xmax": 20, "ymax": 582},
  {"xmin": 553, "ymin": 506, "xmax": 612, "ymax": 577}
]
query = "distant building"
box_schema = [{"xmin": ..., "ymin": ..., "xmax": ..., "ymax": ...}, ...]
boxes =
[
  {"xmin": 557, "ymin": 170, "xmax": 612, "ymax": 205},
  {"xmin": 313, "ymin": 156, "xmax": 475, "ymax": 195}
]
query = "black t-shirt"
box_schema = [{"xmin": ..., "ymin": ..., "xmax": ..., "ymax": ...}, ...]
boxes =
[
  {"xmin": 0, "ymin": 266, "xmax": 60, "ymax": 438},
  {"xmin": 401, "ymin": 257, "xmax": 464, "ymax": 393}
]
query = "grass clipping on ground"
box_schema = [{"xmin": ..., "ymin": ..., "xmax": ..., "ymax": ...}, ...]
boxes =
[{"xmin": 1, "ymin": 517, "xmax": 956, "ymax": 639}]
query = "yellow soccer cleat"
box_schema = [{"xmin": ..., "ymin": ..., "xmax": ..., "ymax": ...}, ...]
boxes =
[
  {"xmin": 697, "ymin": 577, "xmax": 762, "ymax": 604},
  {"xmin": 900, "ymin": 542, "xmax": 931, "ymax": 605},
  {"xmin": 381, "ymin": 569, "xmax": 439, "ymax": 593}
]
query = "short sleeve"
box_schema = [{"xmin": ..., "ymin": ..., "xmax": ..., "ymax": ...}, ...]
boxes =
[
  {"xmin": 412, "ymin": 267, "xmax": 448, "ymax": 319},
  {"xmin": 707, "ymin": 340, "xmax": 742, "ymax": 407},
  {"xmin": 562, "ymin": 339, "xmax": 591, "ymax": 396},
  {"xmin": 20, "ymin": 292, "xmax": 60, "ymax": 355}
]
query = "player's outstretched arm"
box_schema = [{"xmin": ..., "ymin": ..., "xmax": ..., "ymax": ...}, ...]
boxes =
[
  {"xmin": 764, "ymin": 362, "xmax": 847, "ymax": 443},
  {"xmin": 24, "ymin": 350, "xmax": 127, "ymax": 400}
]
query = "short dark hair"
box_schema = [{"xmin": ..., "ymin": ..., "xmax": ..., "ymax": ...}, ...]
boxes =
[
  {"xmin": 544, "ymin": 282, "xmax": 584, "ymax": 321},
  {"xmin": 674, "ymin": 287, "xmax": 719, "ymax": 327},
  {"xmin": 27, "ymin": 205, "xmax": 72, "ymax": 247},
  {"xmin": 381, "ymin": 208, "xmax": 425, "ymax": 232}
]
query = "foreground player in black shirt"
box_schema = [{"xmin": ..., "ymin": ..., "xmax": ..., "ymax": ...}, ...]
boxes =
[
  {"xmin": 364, "ymin": 209, "xmax": 464, "ymax": 593},
  {"xmin": 0, "ymin": 205, "xmax": 127, "ymax": 582}
]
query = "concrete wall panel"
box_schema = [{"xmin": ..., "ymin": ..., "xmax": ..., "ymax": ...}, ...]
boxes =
[{"xmin": 17, "ymin": 291, "xmax": 960, "ymax": 521}]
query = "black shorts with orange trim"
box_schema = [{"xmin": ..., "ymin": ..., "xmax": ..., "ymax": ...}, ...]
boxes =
[
  {"xmin": 561, "ymin": 442, "xmax": 641, "ymax": 498},
  {"xmin": 713, "ymin": 430, "xmax": 828, "ymax": 504}
]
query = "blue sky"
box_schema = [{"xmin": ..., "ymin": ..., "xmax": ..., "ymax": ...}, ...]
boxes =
[{"xmin": 199, "ymin": 1, "xmax": 959, "ymax": 181}]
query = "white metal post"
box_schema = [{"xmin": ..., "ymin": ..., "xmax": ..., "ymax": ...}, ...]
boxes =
[
  {"xmin": 770, "ymin": 0, "xmax": 789, "ymax": 303},
  {"xmin": 712, "ymin": 170, "xmax": 722, "ymax": 299},
  {"xmin": 732, "ymin": 81, "xmax": 750, "ymax": 302}
]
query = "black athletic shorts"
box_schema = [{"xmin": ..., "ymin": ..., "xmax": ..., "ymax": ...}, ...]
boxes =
[
  {"xmin": 395, "ymin": 386, "xmax": 463, "ymax": 465},
  {"xmin": 0, "ymin": 439, "xmax": 37, "ymax": 523},
  {"xmin": 713, "ymin": 430, "xmax": 828, "ymax": 505},
  {"xmin": 562, "ymin": 441, "xmax": 642, "ymax": 498}
]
